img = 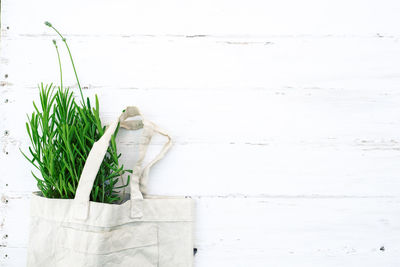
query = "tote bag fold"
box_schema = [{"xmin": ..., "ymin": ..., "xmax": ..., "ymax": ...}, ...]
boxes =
[{"xmin": 27, "ymin": 106, "xmax": 195, "ymax": 267}]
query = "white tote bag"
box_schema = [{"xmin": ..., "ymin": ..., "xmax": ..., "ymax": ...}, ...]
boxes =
[{"xmin": 27, "ymin": 106, "xmax": 195, "ymax": 267}]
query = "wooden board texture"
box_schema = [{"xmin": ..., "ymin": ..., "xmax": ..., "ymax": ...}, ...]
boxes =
[{"xmin": 1, "ymin": 0, "xmax": 400, "ymax": 266}]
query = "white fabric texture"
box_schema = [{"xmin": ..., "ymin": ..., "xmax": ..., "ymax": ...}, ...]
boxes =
[{"xmin": 26, "ymin": 106, "xmax": 195, "ymax": 267}]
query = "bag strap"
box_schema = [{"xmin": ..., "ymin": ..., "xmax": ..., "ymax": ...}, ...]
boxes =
[
  {"xmin": 73, "ymin": 106, "xmax": 172, "ymax": 220},
  {"xmin": 119, "ymin": 107, "xmax": 172, "ymax": 217},
  {"xmin": 72, "ymin": 119, "xmax": 120, "ymax": 220},
  {"xmin": 118, "ymin": 106, "xmax": 153, "ymax": 219},
  {"xmin": 138, "ymin": 123, "xmax": 172, "ymax": 195}
]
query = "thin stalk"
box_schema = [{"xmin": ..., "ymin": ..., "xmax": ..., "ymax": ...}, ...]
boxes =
[
  {"xmin": 52, "ymin": 40, "xmax": 63, "ymax": 89},
  {"xmin": 45, "ymin": 21, "xmax": 85, "ymax": 105}
]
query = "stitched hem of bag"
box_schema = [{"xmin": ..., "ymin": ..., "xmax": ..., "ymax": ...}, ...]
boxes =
[
  {"xmin": 57, "ymin": 243, "xmax": 158, "ymax": 255},
  {"xmin": 30, "ymin": 193, "xmax": 195, "ymax": 225},
  {"xmin": 30, "ymin": 215, "xmax": 194, "ymax": 224},
  {"xmin": 32, "ymin": 191, "xmax": 190, "ymax": 202}
]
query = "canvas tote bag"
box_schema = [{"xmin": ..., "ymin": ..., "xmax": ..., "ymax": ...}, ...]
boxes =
[{"xmin": 27, "ymin": 106, "xmax": 195, "ymax": 267}]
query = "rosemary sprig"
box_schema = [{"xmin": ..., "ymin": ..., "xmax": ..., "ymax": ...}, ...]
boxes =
[{"xmin": 21, "ymin": 22, "xmax": 132, "ymax": 203}]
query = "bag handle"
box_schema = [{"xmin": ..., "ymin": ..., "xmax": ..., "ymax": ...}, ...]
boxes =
[
  {"xmin": 118, "ymin": 107, "xmax": 172, "ymax": 218},
  {"xmin": 138, "ymin": 123, "xmax": 172, "ymax": 195},
  {"xmin": 72, "ymin": 106, "xmax": 172, "ymax": 220}
]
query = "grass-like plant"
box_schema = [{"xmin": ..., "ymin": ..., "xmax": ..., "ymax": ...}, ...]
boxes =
[{"xmin": 21, "ymin": 22, "xmax": 131, "ymax": 204}]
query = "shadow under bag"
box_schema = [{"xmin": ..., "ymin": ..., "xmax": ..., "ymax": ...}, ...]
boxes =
[{"xmin": 27, "ymin": 106, "xmax": 195, "ymax": 267}]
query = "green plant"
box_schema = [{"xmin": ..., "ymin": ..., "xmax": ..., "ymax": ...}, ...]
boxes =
[{"xmin": 21, "ymin": 22, "xmax": 131, "ymax": 204}]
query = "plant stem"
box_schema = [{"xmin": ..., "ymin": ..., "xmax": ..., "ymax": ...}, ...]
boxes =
[
  {"xmin": 47, "ymin": 24, "xmax": 85, "ymax": 105},
  {"xmin": 52, "ymin": 40, "xmax": 63, "ymax": 89}
]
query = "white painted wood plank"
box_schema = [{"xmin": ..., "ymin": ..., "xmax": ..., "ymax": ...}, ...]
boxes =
[
  {"xmin": 1, "ymin": 88, "xmax": 399, "ymax": 196},
  {"xmin": 4, "ymin": 140, "xmax": 400, "ymax": 196},
  {"xmin": 1, "ymin": 196, "xmax": 399, "ymax": 267},
  {"xmin": 1, "ymin": 36, "xmax": 400, "ymax": 90},
  {"xmin": 2, "ymin": 88, "xmax": 400, "ymax": 144},
  {"xmin": 2, "ymin": 0, "xmax": 400, "ymax": 36}
]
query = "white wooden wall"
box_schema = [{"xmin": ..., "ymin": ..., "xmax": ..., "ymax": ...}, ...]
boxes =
[{"xmin": 1, "ymin": 0, "xmax": 400, "ymax": 266}]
